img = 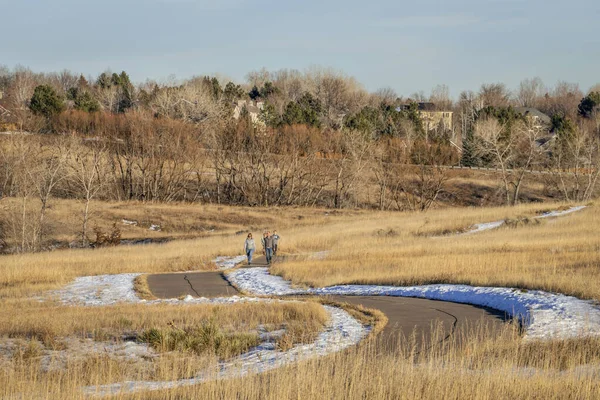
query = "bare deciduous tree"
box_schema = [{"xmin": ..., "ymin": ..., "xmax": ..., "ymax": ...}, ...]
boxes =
[
  {"xmin": 69, "ymin": 140, "xmax": 107, "ymax": 246},
  {"xmin": 516, "ymin": 77, "xmax": 545, "ymax": 108},
  {"xmin": 479, "ymin": 83, "xmax": 511, "ymax": 108}
]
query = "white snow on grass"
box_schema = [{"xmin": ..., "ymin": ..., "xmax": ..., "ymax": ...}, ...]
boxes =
[
  {"xmin": 226, "ymin": 267, "xmax": 600, "ymax": 341},
  {"xmin": 459, "ymin": 205, "xmax": 586, "ymax": 235},
  {"xmin": 51, "ymin": 273, "xmax": 267, "ymax": 307},
  {"xmin": 461, "ymin": 220, "xmax": 505, "ymax": 235},
  {"xmin": 52, "ymin": 255, "xmax": 247, "ymax": 306},
  {"xmin": 214, "ymin": 255, "xmax": 247, "ymax": 270},
  {"xmin": 536, "ymin": 205, "xmax": 587, "ymax": 219},
  {"xmin": 83, "ymin": 305, "xmax": 368, "ymax": 397},
  {"xmin": 54, "ymin": 273, "xmax": 142, "ymax": 306}
]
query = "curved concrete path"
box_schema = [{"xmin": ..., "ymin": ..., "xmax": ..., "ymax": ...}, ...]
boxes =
[{"xmin": 146, "ymin": 256, "xmax": 507, "ymax": 353}]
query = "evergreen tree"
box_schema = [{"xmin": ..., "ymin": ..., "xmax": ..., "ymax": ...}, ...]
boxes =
[
  {"xmin": 74, "ymin": 91, "xmax": 100, "ymax": 112},
  {"xmin": 224, "ymin": 82, "xmax": 245, "ymax": 102},
  {"xmin": 282, "ymin": 92, "xmax": 322, "ymax": 128},
  {"xmin": 116, "ymin": 71, "xmax": 134, "ymax": 113},
  {"xmin": 203, "ymin": 76, "xmax": 223, "ymax": 100},
  {"xmin": 248, "ymin": 85, "xmax": 261, "ymax": 100},
  {"xmin": 96, "ymin": 72, "xmax": 112, "ymax": 89},
  {"xmin": 29, "ymin": 85, "xmax": 65, "ymax": 118},
  {"xmin": 578, "ymin": 92, "xmax": 600, "ymax": 118},
  {"xmin": 260, "ymin": 81, "xmax": 278, "ymax": 98}
]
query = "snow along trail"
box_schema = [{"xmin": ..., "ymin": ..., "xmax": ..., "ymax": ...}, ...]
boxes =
[
  {"xmin": 227, "ymin": 267, "xmax": 600, "ymax": 341},
  {"xmin": 84, "ymin": 305, "xmax": 366, "ymax": 396},
  {"xmin": 460, "ymin": 205, "xmax": 586, "ymax": 235},
  {"xmin": 53, "ymin": 255, "xmax": 246, "ymax": 306},
  {"xmin": 214, "ymin": 255, "xmax": 247, "ymax": 270}
]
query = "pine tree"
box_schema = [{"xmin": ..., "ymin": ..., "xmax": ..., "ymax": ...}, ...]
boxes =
[{"xmin": 29, "ymin": 85, "xmax": 65, "ymax": 118}]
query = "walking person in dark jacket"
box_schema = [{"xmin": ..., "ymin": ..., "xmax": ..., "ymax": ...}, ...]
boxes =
[
  {"xmin": 244, "ymin": 233, "xmax": 256, "ymax": 265},
  {"xmin": 263, "ymin": 231, "xmax": 274, "ymax": 265}
]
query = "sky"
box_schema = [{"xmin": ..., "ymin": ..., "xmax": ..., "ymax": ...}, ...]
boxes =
[{"xmin": 0, "ymin": 0, "xmax": 598, "ymax": 97}]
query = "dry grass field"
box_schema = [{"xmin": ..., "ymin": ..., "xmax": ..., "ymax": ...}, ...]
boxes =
[
  {"xmin": 124, "ymin": 326, "xmax": 600, "ymax": 400},
  {"xmin": 1, "ymin": 200, "xmax": 600, "ymax": 399},
  {"xmin": 0, "ymin": 299, "xmax": 330, "ymax": 398},
  {"xmin": 272, "ymin": 202, "xmax": 600, "ymax": 300}
]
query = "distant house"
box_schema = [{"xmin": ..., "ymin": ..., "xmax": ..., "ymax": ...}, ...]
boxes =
[
  {"xmin": 515, "ymin": 107, "xmax": 551, "ymax": 130},
  {"xmin": 232, "ymin": 100, "xmax": 265, "ymax": 125},
  {"xmin": 397, "ymin": 102, "xmax": 453, "ymax": 132}
]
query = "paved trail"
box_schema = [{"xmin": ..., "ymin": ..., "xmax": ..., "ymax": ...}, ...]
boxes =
[{"xmin": 146, "ymin": 256, "xmax": 507, "ymax": 353}]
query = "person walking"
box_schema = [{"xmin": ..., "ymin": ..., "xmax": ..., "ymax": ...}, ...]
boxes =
[
  {"xmin": 272, "ymin": 230, "xmax": 280, "ymax": 256},
  {"xmin": 244, "ymin": 233, "xmax": 256, "ymax": 265},
  {"xmin": 263, "ymin": 231, "xmax": 274, "ymax": 265},
  {"xmin": 261, "ymin": 232, "xmax": 268, "ymax": 255}
]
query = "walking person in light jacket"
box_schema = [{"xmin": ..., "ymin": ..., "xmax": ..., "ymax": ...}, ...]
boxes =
[{"xmin": 244, "ymin": 233, "xmax": 256, "ymax": 265}]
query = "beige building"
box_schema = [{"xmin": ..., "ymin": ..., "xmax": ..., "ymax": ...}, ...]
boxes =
[
  {"xmin": 232, "ymin": 100, "xmax": 265, "ymax": 125},
  {"xmin": 420, "ymin": 110, "xmax": 453, "ymax": 132},
  {"xmin": 399, "ymin": 102, "xmax": 453, "ymax": 132}
]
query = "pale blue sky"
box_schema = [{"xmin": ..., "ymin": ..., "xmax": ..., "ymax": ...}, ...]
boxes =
[{"xmin": 1, "ymin": 0, "xmax": 598, "ymax": 97}]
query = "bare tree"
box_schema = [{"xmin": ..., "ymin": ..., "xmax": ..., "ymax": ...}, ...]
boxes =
[
  {"xmin": 331, "ymin": 129, "xmax": 373, "ymax": 208},
  {"xmin": 96, "ymin": 85, "xmax": 120, "ymax": 113},
  {"xmin": 479, "ymin": 83, "xmax": 511, "ymax": 108},
  {"xmin": 516, "ymin": 77, "xmax": 545, "ymax": 108},
  {"xmin": 374, "ymin": 87, "xmax": 398, "ymax": 105},
  {"xmin": 69, "ymin": 140, "xmax": 107, "ymax": 246},
  {"xmin": 430, "ymin": 84, "xmax": 452, "ymax": 110},
  {"xmin": 28, "ymin": 136, "xmax": 71, "ymax": 248},
  {"xmin": 472, "ymin": 118, "xmax": 542, "ymax": 205},
  {"xmin": 473, "ymin": 118, "xmax": 515, "ymax": 205},
  {"xmin": 546, "ymin": 125, "xmax": 600, "ymax": 201},
  {"xmin": 539, "ymin": 81, "xmax": 583, "ymax": 119},
  {"xmin": 508, "ymin": 119, "xmax": 544, "ymax": 204}
]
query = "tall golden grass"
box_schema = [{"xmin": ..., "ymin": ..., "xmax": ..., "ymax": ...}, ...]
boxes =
[
  {"xmin": 272, "ymin": 202, "xmax": 600, "ymax": 300},
  {"xmin": 1, "ymin": 201, "xmax": 600, "ymax": 399},
  {"xmin": 0, "ymin": 301, "xmax": 330, "ymax": 395},
  {"xmin": 4, "ymin": 321, "xmax": 600, "ymax": 399}
]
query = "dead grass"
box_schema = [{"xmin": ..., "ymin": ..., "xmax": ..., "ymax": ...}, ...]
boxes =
[
  {"xmin": 0, "ymin": 301, "xmax": 328, "ymax": 344},
  {"xmin": 1, "ymin": 201, "xmax": 600, "ymax": 398},
  {"xmin": 4, "ymin": 322, "xmax": 600, "ymax": 399},
  {"xmin": 133, "ymin": 275, "xmax": 156, "ymax": 301},
  {"xmin": 271, "ymin": 203, "xmax": 600, "ymax": 301},
  {"xmin": 0, "ymin": 301, "xmax": 330, "ymax": 391},
  {"xmin": 0, "ymin": 198, "xmax": 353, "ymax": 245}
]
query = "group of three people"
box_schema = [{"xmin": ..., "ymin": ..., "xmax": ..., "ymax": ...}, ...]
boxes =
[{"xmin": 244, "ymin": 230, "xmax": 279, "ymax": 265}]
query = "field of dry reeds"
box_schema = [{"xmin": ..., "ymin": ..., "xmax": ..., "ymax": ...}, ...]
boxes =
[{"xmin": 1, "ymin": 201, "xmax": 600, "ymax": 399}]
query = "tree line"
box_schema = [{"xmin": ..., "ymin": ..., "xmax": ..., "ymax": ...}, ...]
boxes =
[{"xmin": 0, "ymin": 66, "xmax": 599, "ymax": 252}]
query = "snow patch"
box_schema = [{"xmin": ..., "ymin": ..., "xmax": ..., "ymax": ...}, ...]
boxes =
[
  {"xmin": 460, "ymin": 205, "xmax": 586, "ymax": 235},
  {"xmin": 462, "ymin": 220, "xmax": 505, "ymax": 235},
  {"xmin": 53, "ymin": 273, "xmax": 142, "ymax": 306},
  {"xmin": 214, "ymin": 255, "xmax": 247, "ymax": 270},
  {"xmin": 537, "ymin": 205, "xmax": 587, "ymax": 219}
]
